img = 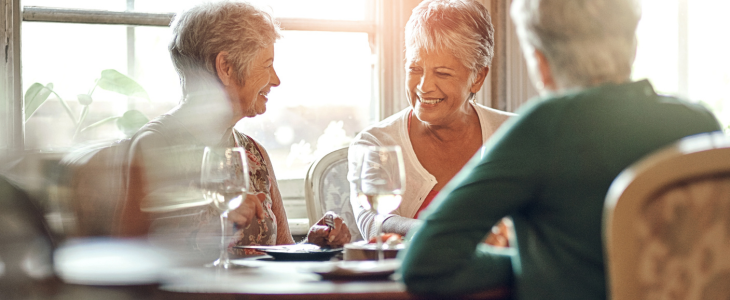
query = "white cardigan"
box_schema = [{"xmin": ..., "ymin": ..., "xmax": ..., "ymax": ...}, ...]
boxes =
[{"xmin": 347, "ymin": 103, "xmax": 514, "ymax": 239}]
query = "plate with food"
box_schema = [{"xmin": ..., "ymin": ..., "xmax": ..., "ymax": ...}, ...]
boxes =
[
  {"xmin": 343, "ymin": 233, "xmax": 405, "ymax": 261},
  {"xmin": 234, "ymin": 244, "xmax": 342, "ymax": 261}
]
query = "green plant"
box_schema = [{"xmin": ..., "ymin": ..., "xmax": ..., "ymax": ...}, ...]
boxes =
[{"xmin": 24, "ymin": 69, "xmax": 151, "ymax": 139}]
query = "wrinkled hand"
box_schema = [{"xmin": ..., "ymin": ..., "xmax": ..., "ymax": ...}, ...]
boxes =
[
  {"xmin": 307, "ymin": 211, "xmax": 351, "ymax": 248},
  {"xmin": 229, "ymin": 193, "xmax": 266, "ymax": 227}
]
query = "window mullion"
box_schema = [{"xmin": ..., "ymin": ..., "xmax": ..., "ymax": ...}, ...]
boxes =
[
  {"xmin": 279, "ymin": 18, "xmax": 374, "ymax": 34},
  {"xmin": 22, "ymin": 6, "xmax": 173, "ymax": 26},
  {"xmin": 22, "ymin": 6, "xmax": 377, "ymax": 34},
  {"xmin": 1, "ymin": 0, "xmax": 23, "ymax": 154},
  {"xmin": 126, "ymin": 0, "xmax": 135, "ymax": 111}
]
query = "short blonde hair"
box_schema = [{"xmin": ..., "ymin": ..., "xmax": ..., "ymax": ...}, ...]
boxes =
[
  {"xmin": 169, "ymin": 0, "xmax": 281, "ymax": 94},
  {"xmin": 405, "ymin": 0, "xmax": 495, "ymax": 76}
]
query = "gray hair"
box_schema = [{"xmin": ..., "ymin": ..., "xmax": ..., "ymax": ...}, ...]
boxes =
[
  {"xmin": 405, "ymin": 0, "xmax": 495, "ymax": 77},
  {"xmin": 169, "ymin": 0, "xmax": 281, "ymax": 95},
  {"xmin": 511, "ymin": 0, "xmax": 641, "ymax": 89}
]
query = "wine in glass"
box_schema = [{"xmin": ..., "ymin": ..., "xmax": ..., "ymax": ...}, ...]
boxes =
[
  {"xmin": 201, "ymin": 146, "xmax": 249, "ymax": 269},
  {"xmin": 355, "ymin": 145, "xmax": 405, "ymax": 261}
]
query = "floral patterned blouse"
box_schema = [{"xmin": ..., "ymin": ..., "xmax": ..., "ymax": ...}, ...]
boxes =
[{"xmin": 229, "ymin": 131, "xmax": 278, "ymax": 256}]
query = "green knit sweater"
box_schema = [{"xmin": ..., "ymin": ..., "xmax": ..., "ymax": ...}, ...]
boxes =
[{"xmin": 400, "ymin": 80, "xmax": 722, "ymax": 299}]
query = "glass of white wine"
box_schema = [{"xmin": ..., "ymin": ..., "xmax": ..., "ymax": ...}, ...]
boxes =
[
  {"xmin": 201, "ymin": 146, "xmax": 249, "ymax": 269},
  {"xmin": 355, "ymin": 145, "xmax": 405, "ymax": 261}
]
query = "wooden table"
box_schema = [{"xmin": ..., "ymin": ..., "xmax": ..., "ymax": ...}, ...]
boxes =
[{"xmin": 159, "ymin": 257, "xmax": 509, "ymax": 300}]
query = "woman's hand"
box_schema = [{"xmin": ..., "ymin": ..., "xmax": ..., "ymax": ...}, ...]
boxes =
[
  {"xmin": 229, "ymin": 192, "xmax": 266, "ymax": 227},
  {"xmin": 307, "ymin": 211, "xmax": 351, "ymax": 248},
  {"xmin": 484, "ymin": 217, "xmax": 512, "ymax": 247}
]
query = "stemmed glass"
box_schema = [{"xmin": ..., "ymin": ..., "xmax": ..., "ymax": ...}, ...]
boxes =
[
  {"xmin": 354, "ymin": 145, "xmax": 406, "ymax": 261},
  {"xmin": 200, "ymin": 146, "xmax": 249, "ymax": 269}
]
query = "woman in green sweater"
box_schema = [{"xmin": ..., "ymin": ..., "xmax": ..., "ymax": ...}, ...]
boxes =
[{"xmin": 399, "ymin": 0, "xmax": 723, "ymax": 299}]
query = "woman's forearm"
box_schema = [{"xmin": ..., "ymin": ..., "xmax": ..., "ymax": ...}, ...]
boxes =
[{"xmin": 381, "ymin": 215, "xmax": 422, "ymax": 238}]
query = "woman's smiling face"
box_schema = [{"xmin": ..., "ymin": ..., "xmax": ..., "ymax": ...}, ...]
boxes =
[
  {"xmin": 227, "ymin": 45, "xmax": 280, "ymax": 119},
  {"xmin": 406, "ymin": 49, "xmax": 481, "ymax": 126}
]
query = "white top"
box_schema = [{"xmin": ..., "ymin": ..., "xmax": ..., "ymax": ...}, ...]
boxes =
[{"xmin": 347, "ymin": 102, "xmax": 515, "ymax": 239}]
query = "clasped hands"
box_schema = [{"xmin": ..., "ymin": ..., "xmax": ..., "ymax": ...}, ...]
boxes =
[{"xmin": 229, "ymin": 192, "xmax": 351, "ymax": 248}]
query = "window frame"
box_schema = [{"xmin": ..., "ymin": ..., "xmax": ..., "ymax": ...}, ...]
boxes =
[{"xmin": 1, "ymin": 0, "xmax": 23, "ymax": 155}]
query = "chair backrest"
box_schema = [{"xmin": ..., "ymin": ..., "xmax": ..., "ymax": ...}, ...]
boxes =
[
  {"xmin": 603, "ymin": 132, "xmax": 730, "ymax": 300},
  {"xmin": 58, "ymin": 139, "xmax": 131, "ymax": 237},
  {"xmin": 304, "ymin": 147, "xmax": 363, "ymax": 242}
]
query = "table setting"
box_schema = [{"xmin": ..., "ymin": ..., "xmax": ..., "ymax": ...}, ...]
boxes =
[{"xmin": 42, "ymin": 145, "xmax": 508, "ymax": 299}]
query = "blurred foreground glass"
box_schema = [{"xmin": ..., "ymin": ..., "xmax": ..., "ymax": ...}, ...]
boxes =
[
  {"xmin": 201, "ymin": 146, "xmax": 249, "ymax": 269},
  {"xmin": 353, "ymin": 145, "xmax": 405, "ymax": 261}
]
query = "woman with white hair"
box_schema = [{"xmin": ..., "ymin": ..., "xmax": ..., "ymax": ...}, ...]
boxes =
[
  {"xmin": 117, "ymin": 0, "xmax": 350, "ymax": 256},
  {"xmin": 400, "ymin": 0, "xmax": 722, "ymax": 298},
  {"xmin": 347, "ymin": 0, "xmax": 514, "ymax": 244}
]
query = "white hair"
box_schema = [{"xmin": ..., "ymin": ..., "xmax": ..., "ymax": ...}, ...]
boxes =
[
  {"xmin": 511, "ymin": 0, "xmax": 641, "ymax": 89},
  {"xmin": 405, "ymin": 0, "xmax": 495, "ymax": 78},
  {"xmin": 169, "ymin": 0, "xmax": 281, "ymax": 95}
]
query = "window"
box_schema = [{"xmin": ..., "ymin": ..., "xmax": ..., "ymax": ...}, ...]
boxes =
[
  {"xmin": 14, "ymin": 0, "xmax": 397, "ymax": 180},
  {"xmin": 632, "ymin": 0, "xmax": 730, "ymax": 131}
]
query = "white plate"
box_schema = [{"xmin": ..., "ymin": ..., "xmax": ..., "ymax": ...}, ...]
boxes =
[{"xmin": 309, "ymin": 260, "xmax": 401, "ymax": 280}]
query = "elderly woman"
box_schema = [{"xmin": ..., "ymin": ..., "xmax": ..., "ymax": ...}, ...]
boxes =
[
  {"xmin": 400, "ymin": 0, "xmax": 722, "ymax": 298},
  {"xmin": 116, "ymin": 1, "xmax": 350, "ymax": 255},
  {"xmin": 348, "ymin": 0, "xmax": 514, "ymax": 244}
]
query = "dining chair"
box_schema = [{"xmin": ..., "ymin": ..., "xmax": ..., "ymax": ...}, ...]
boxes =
[
  {"xmin": 304, "ymin": 146, "xmax": 363, "ymax": 242},
  {"xmin": 57, "ymin": 139, "xmax": 131, "ymax": 237},
  {"xmin": 603, "ymin": 131, "xmax": 730, "ymax": 300}
]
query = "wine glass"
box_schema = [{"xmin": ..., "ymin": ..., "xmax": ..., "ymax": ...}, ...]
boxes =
[
  {"xmin": 200, "ymin": 146, "xmax": 249, "ymax": 269},
  {"xmin": 354, "ymin": 145, "xmax": 406, "ymax": 261}
]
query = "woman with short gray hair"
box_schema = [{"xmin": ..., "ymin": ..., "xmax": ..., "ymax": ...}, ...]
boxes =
[
  {"xmin": 169, "ymin": 1, "xmax": 280, "ymax": 96},
  {"xmin": 511, "ymin": 0, "xmax": 640, "ymax": 90},
  {"xmin": 401, "ymin": 0, "xmax": 721, "ymax": 298},
  {"xmin": 347, "ymin": 0, "xmax": 514, "ymax": 244},
  {"xmin": 117, "ymin": 0, "xmax": 351, "ymax": 258}
]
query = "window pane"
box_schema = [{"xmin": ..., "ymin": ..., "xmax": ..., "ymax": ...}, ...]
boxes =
[
  {"xmin": 23, "ymin": 22, "xmax": 130, "ymax": 149},
  {"xmin": 633, "ymin": 0, "xmax": 730, "ymax": 130},
  {"xmin": 236, "ymin": 31, "xmax": 375, "ymax": 179},
  {"xmin": 22, "ymin": 22, "xmax": 177, "ymax": 150},
  {"xmin": 687, "ymin": 0, "xmax": 730, "ymax": 131},
  {"xmin": 632, "ymin": 0, "xmax": 679, "ymax": 95}
]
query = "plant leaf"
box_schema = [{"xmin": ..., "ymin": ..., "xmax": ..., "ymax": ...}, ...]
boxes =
[
  {"xmin": 97, "ymin": 69, "xmax": 150, "ymax": 100},
  {"xmin": 77, "ymin": 94, "xmax": 93, "ymax": 106},
  {"xmin": 79, "ymin": 116, "xmax": 119, "ymax": 134},
  {"xmin": 24, "ymin": 83, "xmax": 54, "ymax": 121},
  {"xmin": 116, "ymin": 109, "xmax": 149, "ymax": 137}
]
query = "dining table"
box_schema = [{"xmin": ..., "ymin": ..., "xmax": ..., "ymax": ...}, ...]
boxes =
[
  {"xmin": 157, "ymin": 255, "xmax": 511, "ymax": 300},
  {"xmin": 47, "ymin": 239, "xmax": 509, "ymax": 300}
]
